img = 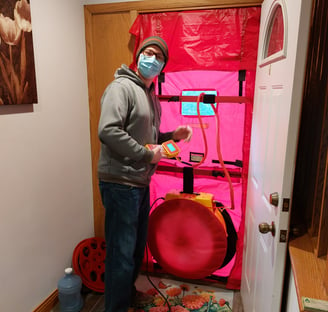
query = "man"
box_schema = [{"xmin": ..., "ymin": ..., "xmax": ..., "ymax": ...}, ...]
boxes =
[{"xmin": 98, "ymin": 36, "xmax": 192, "ymax": 312}]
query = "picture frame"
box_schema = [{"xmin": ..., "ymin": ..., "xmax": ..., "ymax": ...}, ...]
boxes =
[{"xmin": 0, "ymin": 0, "xmax": 38, "ymax": 105}]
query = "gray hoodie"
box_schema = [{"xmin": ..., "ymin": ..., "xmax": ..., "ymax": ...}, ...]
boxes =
[{"xmin": 98, "ymin": 64, "xmax": 173, "ymax": 187}]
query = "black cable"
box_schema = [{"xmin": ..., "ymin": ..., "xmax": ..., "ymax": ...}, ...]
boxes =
[
  {"xmin": 145, "ymin": 245, "xmax": 171, "ymax": 311},
  {"xmin": 150, "ymin": 197, "xmax": 165, "ymax": 209},
  {"xmin": 143, "ymin": 197, "xmax": 172, "ymax": 311}
]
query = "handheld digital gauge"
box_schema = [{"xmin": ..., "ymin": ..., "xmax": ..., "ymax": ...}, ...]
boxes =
[
  {"xmin": 146, "ymin": 140, "xmax": 180, "ymax": 159},
  {"xmin": 162, "ymin": 140, "xmax": 180, "ymax": 158}
]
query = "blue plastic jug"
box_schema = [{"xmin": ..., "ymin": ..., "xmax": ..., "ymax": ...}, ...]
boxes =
[{"xmin": 58, "ymin": 268, "xmax": 83, "ymax": 312}]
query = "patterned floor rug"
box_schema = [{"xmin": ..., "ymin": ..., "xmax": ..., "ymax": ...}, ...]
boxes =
[{"xmin": 133, "ymin": 274, "xmax": 234, "ymax": 312}]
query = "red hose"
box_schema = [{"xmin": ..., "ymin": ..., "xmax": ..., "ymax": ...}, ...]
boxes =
[
  {"xmin": 196, "ymin": 93, "xmax": 235, "ymax": 209},
  {"xmin": 174, "ymin": 92, "xmax": 235, "ymax": 209}
]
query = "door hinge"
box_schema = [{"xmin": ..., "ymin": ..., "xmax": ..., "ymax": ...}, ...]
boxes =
[
  {"xmin": 282, "ymin": 198, "xmax": 290, "ymax": 212},
  {"xmin": 279, "ymin": 230, "xmax": 288, "ymax": 242}
]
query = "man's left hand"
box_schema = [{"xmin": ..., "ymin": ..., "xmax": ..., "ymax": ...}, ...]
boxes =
[{"xmin": 173, "ymin": 125, "xmax": 192, "ymax": 142}]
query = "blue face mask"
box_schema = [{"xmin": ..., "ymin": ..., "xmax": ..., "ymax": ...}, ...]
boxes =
[{"xmin": 137, "ymin": 54, "xmax": 164, "ymax": 79}]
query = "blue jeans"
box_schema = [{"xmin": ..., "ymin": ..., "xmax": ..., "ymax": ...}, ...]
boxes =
[{"xmin": 99, "ymin": 181, "xmax": 150, "ymax": 312}]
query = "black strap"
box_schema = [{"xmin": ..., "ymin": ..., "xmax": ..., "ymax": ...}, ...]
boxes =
[
  {"xmin": 183, "ymin": 167, "xmax": 194, "ymax": 194},
  {"xmin": 238, "ymin": 70, "xmax": 246, "ymax": 96},
  {"xmin": 157, "ymin": 72, "xmax": 165, "ymax": 95}
]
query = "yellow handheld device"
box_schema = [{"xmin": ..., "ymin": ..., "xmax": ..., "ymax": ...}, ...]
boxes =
[
  {"xmin": 161, "ymin": 140, "xmax": 180, "ymax": 158},
  {"xmin": 146, "ymin": 140, "xmax": 180, "ymax": 158}
]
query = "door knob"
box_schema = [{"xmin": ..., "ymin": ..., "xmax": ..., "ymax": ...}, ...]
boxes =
[
  {"xmin": 270, "ymin": 192, "xmax": 279, "ymax": 206},
  {"xmin": 259, "ymin": 222, "xmax": 276, "ymax": 236}
]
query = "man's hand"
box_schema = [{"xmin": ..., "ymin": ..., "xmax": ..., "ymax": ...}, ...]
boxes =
[
  {"xmin": 150, "ymin": 145, "xmax": 163, "ymax": 164},
  {"xmin": 173, "ymin": 125, "xmax": 193, "ymax": 142}
]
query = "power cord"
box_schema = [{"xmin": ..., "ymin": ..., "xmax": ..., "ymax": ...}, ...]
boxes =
[
  {"xmin": 144, "ymin": 196, "xmax": 171, "ymax": 311},
  {"xmin": 145, "ymin": 244, "xmax": 172, "ymax": 312}
]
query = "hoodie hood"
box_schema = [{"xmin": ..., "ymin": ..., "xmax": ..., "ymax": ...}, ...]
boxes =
[{"xmin": 115, "ymin": 64, "xmax": 145, "ymax": 88}]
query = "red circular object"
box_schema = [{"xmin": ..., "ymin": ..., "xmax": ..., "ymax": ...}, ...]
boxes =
[
  {"xmin": 72, "ymin": 237, "xmax": 105, "ymax": 292},
  {"xmin": 148, "ymin": 199, "xmax": 228, "ymax": 279}
]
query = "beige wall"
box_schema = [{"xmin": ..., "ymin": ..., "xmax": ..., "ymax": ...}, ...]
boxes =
[{"xmin": 0, "ymin": 0, "xmax": 94, "ymax": 311}]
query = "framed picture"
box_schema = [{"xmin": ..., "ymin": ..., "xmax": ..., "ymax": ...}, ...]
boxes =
[{"xmin": 0, "ymin": 0, "xmax": 37, "ymax": 105}]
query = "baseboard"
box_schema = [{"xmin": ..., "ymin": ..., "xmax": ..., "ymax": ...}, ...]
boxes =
[{"xmin": 33, "ymin": 289, "xmax": 58, "ymax": 312}]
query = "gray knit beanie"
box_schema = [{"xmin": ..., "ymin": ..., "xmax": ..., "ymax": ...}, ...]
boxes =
[{"xmin": 136, "ymin": 36, "xmax": 169, "ymax": 65}]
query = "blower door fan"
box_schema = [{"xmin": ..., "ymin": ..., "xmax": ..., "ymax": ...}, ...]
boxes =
[{"xmin": 148, "ymin": 198, "xmax": 228, "ymax": 279}]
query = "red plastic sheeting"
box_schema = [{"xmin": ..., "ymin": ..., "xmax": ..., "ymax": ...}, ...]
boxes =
[
  {"xmin": 130, "ymin": 7, "xmax": 260, "ymax": 289},
  {"xmin": 130, "ymin": 8, "xmax": 261, "ymax": 72}
]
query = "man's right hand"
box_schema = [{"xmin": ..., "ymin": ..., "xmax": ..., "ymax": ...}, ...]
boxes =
[{"xmin": 150, "ymin": 145, "xmax": 163, "ymax": 164}]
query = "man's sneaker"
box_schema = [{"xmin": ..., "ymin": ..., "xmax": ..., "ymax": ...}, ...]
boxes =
[{"xmin": 131, "ymin": 290, "xmax": 154, "ymax": 308}]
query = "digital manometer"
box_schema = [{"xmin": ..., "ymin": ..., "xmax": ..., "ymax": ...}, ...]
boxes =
[
  {"xmin": 146, "ymin": 140, "xmax": 180, "ymax": 158},
  {"xmin": 161, "ymin": 140, "xmax": 180, "ymax": 158}
]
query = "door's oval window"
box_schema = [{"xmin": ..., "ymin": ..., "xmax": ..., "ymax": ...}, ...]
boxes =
[
  {"xmin": 261, "ymin": 0, "xmax": 287, "ymax": 66},
  {"xmin": 266, "ymin": 5, "xmax": 284, "ymax": 57}
]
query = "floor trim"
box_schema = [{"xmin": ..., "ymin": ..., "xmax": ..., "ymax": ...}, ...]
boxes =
[{"xmin": 33, "ymin": 289, "xmax": 58, "ymax": 312}]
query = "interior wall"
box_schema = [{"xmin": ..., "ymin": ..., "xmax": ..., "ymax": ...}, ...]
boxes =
[{"xmin": 0, "ymin": 0, "xmax": 94, "ymax": 311}]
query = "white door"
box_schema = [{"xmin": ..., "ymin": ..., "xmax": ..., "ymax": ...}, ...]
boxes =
[{"xmin": 241, "ymin": 0, "xmax": 312, "ymax": 311}]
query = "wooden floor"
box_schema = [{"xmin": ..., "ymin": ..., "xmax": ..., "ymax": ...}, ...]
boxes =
[
  {"xmin": 233, "ymin": 291, "xmax": 244, "ymax": 312},
  {"xmin": 52, "ymin": 290, "xmax": 244, "ymax": 312},
  {"xmin": 51, "ymin": 289, "xmax": 104, "ymax": 312},
  {"xmin": 52, "ymin": 270, "xmax": 244, "ymax": 312}
]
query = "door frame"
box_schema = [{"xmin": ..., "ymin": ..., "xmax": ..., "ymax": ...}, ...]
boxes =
[
  {"xmin": 84, "ymin": 0, "xmax": 263, "ymax": 237},
  {"xmin": 84, "ymin": 0, "xmax": 263, "ymax": 238}
]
